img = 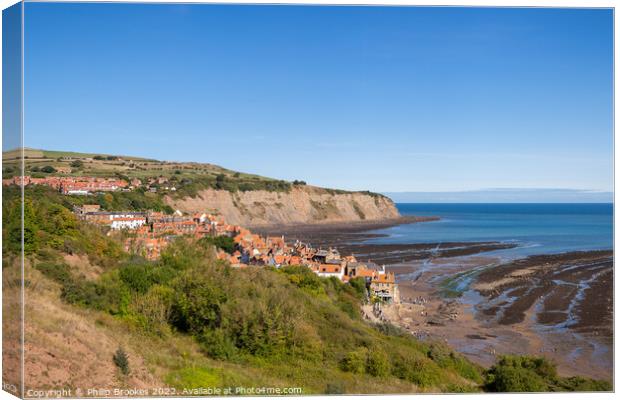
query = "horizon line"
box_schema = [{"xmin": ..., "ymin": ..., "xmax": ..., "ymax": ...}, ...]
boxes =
[{"xmin": 3, "ymin": 147, "xmax": 613, "ymax": 195}]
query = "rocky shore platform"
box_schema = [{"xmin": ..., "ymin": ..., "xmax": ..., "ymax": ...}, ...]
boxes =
[
  {"xmin": 388, "ymin": 250, "xmax": 613, "ymax": 381},
  {"xmin": 253, "ymin": 216, "xmax": 516, "ymax": 263}
]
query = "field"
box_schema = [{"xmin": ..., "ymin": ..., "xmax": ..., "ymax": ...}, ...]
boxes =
[{"xmin": 3, "ymin": 148, "xmax": 320, "ymax": 197}]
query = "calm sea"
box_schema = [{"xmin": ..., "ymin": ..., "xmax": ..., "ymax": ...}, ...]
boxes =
[{"xmin": 368, "ymin": 203, "xmax": 613, "ymax": 258}]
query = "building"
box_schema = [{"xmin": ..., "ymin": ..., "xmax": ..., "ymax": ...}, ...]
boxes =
[
  {"xmin": 315, "ymin": 263, "xmax": 345, "ymax": 280},
  {"xmin": 370, "ymin": 270, "xmax": 399, "ymax": 304},
  {"xmin": 73, "ymin": 204, "xmax": 101, "ymax": 216},
  {"xmin": 110, "ymin": 217, "xmax": 147, "ymax": 230},
  {"xmin": 2, "ymin": 175, "xmax": 129, "ymax": 194}
]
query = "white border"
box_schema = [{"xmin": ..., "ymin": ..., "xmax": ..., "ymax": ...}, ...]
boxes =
[{"xmin": 0, "ymin": 1, "xmax": 617, "ymax": 400}]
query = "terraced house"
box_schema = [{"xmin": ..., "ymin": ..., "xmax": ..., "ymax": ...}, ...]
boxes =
[{"xmin": 72, "ymin": 204, "xmax": 401, "ymax": 303}]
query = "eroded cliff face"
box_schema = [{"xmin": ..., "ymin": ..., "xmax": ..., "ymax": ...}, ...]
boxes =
[{"xmin": 164, "ymin": 186, "xmax": 400, "ymax": 226}]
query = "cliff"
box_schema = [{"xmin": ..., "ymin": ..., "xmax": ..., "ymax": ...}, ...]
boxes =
[
  {"xmin": 164, "ymin": 186, "xmax": 400, "ymax": 226},
  {"xmin": 5, "ymin": 148, "xmax": 401, "ymax": 226}
]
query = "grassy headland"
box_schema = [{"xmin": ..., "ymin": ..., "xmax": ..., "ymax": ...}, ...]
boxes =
[{"xmin": 2, "ymin": 148, "xmax": 385, "ymax": 199}]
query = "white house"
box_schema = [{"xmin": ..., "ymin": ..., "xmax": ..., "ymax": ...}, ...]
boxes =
[
  {"xmin": 315, "ymin": 264, "xmax": 345, "ymax": 280},
  {"xmin": 66, "ymin": 189, "xmax": 89, "ymax": 195},
  {"xmin": 110, "ymin": 217, "xmax": 147, "ymax": 230}
]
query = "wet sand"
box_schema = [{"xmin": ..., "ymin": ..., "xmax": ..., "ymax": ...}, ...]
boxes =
[
  {"xmin": 386, "ymin": 251, "xmax": 613, "ymax": 380},
  {"xmin": 472, "ymin": 250, "xmax": 613, "ymax": 337}
]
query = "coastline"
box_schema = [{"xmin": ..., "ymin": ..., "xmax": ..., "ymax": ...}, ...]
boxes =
[
  {"xmin": 251, "ymin": 215, "xmax": 439, "ymax": 234},
  {"xmin": 259, "ymin": 216, "xmax": 613, "ymax": 381},
  {"xmin": 385, "ymin": 250, "xmax": 613, "ymax": 380},
  {"xmin": 251, "ymin": 215, "xmax": 439, "ymax": 248}
]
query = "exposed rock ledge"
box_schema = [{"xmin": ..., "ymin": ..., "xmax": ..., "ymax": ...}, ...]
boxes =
[{"xmin": 164, "ymin": 186, "xmax": 400, "ymax": 226}]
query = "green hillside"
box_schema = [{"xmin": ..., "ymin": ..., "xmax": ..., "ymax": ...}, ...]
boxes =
[
  {"xmin": 2, "ymin": 148, "xmax": 328, "ymax": 197},
  {"xmin": 1, "ymin": 185, "xmax": 611, "ymax": 393}
]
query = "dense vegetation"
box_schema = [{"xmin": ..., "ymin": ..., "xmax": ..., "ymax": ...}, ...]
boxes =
[
  {"xmin": 2, "ymin": 186, "xmax": 124, "ymax": 266},
  {"xmin": 485, "ymin": 355, "xmax": 611, "ymax": 392},
  {"xmin": 2, "ymin": 186, "xmax": 612, "ymax": 393},
  {"xmin": 3, "ymin": 185, "xmax": 173, "ymax": 219},
  {"xmin": 29, "ymin": 239, "xmax": 487, "ymax": 392}
]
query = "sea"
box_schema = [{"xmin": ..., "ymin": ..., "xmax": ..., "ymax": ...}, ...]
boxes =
[{"xmin": 366, "ymin": 203, "xmax": 614, "ymax": 259}]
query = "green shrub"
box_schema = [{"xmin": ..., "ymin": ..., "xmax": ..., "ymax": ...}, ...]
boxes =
[
  {"xmin": 197, "ymin": 328, "xmax": 238, "ymax": 361},
  {"xmin": 113, "ymin": 347, "xmax": 130, "ymax": 375},
  {"xmin": 485, "ymin": 355, "xmax": 611, "ymax": 392},
  {"xmin": 340, "ymin": 348, "xmax": 368, "ymax": 374},
  {"xmin": 336, "ymin": 294, "xmax": 360, "ymax": 319},
  {"xmin": 129, "ymin": 284, "xmax": 174, "ymax": 335},
  {"xmin": 119, "ymin": 264, "xmax": 154, "ymax": 294},
  {"xmin": 366, "ymin": 348, "xmax": 390, "ymax": 377},
  {"xmin": 280, "ymin": 265, "xmax": 325, "ymax": 296},
  {"xmin": 62, "ymin": 273, "xmax": 130, "ymax": 315},
  {"xmin": 159, "ymin": 240, "xmax": 210, "ymax": 272},
  {"xmin": 485, "ymin": 356, "xmax": 553, "ymax": 392},
  {"xmin": 34, "ymin": 262, "xmax": 72, "ymax": 285},
  {"xmin": 557, "ymin": 376, "xmax": 612, "ymax": 391},
  {"xmin": 427, "ymin": 343, "xmax": 482, "ymax": 382},
  {"xmin": 348, "ymin": 277, "xmax": 368, "ymax": 300},
  {"xmin": 199, "ymin": 236, "xmax": 236, "ymax": 254},
  {"xmin": 169, "ymin": 270, "xmax": 228, "ymax": 333},
  {"xmin": 486, "ymin": 365, "xmax": 547, "ymax": 392},
  {"xmin": 392, "ymin": 352, "xmax": 442, "ymax": 387}
]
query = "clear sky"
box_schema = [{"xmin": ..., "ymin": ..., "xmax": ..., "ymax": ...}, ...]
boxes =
[{"xmin": 23, "ymin": 3, "xmax": 613, "ymax": 195}]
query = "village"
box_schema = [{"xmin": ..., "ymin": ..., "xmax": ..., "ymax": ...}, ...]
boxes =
[
  {"xmin": 2, "ymin": 174, "xmax": 399, "ymax": 304},
  {"xmin": 73, "ymin": 203, "xmax": 400, "ymax": 304},
  {"xmin": 1, "ymin": 174, "xmax": 173, "ymax": 194}
]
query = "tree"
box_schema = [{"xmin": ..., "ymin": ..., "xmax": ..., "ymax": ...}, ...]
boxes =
[
  {"xmin": 70, "ymin": 160, "xmax": 83, "ymax": 168},
  {"xmin": 41, "ymin": 165, "xmax": 56, "ymax": 173},
  {"xmin": 199, "ymin": 236, "xmax": 236, "ymax": 254},
  {"xmin": 485, "ymin": 356, "xmax": 553, "ymax": 392},
  {"xmin": 113, "ymin": 347, "xmax": 130, "ymax": 375},
  {"xmin": 215, "ymin": 174, "xmax": 226, "ymax": 190}
]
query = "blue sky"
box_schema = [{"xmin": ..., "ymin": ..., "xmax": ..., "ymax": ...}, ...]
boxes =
[
  {"xmin": 2, "ymin": 2, "xmax": 22, "ymax": 151},
  {"xmin": 22, "ymin": 3, "xmax": 613, "ymax": 195}
]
